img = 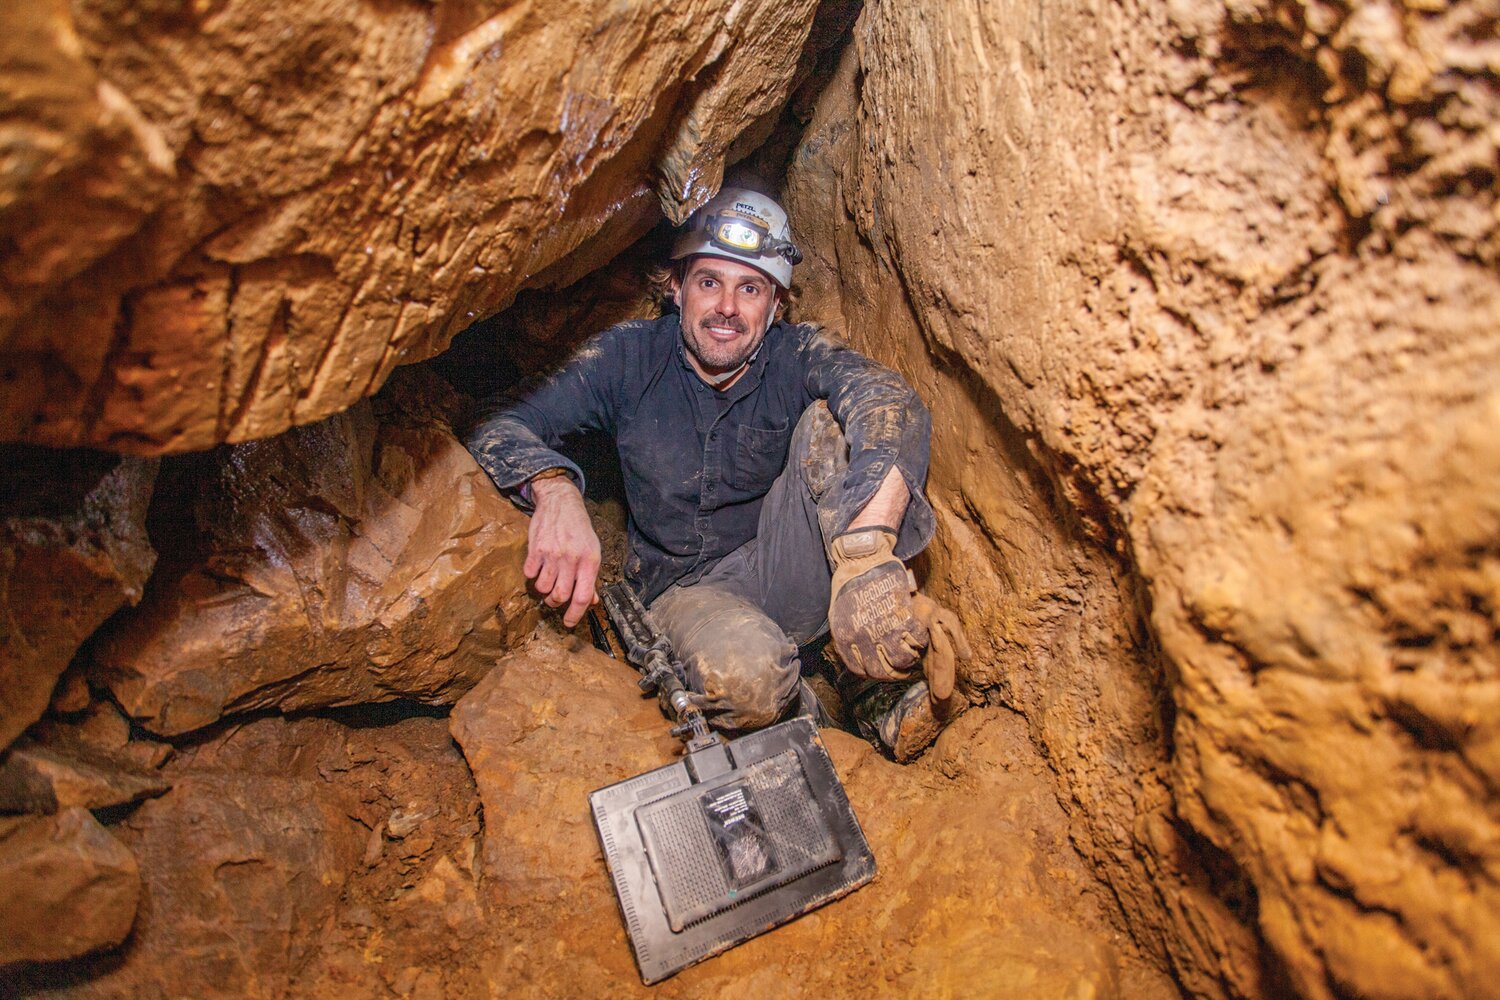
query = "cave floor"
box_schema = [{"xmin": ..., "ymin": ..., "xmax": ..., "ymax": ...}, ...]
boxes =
[{"xmin": 10, "ymin": 625, "xmax": 1179, "ymax": 999}]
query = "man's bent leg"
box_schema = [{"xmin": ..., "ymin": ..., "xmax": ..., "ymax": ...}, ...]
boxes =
[
  {"xmin": 647, "ymin": 402, "xmax": 946, "ymax": 747},
  {"xmin": 717, "ymin": 400, "xmax": 849, "ymax": 644},
  {"xmin": 639, "ymin": 401, "xmax": 842, "ymax": 733},
  {"xmin": 647, "ymin": 582, "xmax": 800, "ymax": 732},
  {"xmin": 735, "ymin": 401, "xmax": 958, "ymax": 759}
]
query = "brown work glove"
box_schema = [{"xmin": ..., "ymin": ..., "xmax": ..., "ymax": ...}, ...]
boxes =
[
  {"xmin": 828, "ymin": 527, "xmax": 928, "ymax": 681},
  {"xmin": 910, "ymin": 594, "xmax": 972, "ymax": 703}
]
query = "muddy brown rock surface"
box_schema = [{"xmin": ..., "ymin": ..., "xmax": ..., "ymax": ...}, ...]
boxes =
[
  {"xmin": 0, "ymin": 735, "xmax": 169, "ymax": 814},
  {"xmin": 782, "ymin": 1, "xmax": 1500, "ymax": 997},
  {"xmin": 0, "ymin": 808, "xmax": 140, "ymax": 968},
  {"xmin": 92, "ymin": 370, "xmax": 537, "ymax": 736},
  {"xmin": 450, "ymin": 628, "xmax": 1178, "ymax": 999},
  {"xmin": 11, "ymin": 716, "xmax": 362, "ymax": 997},
  {"xmin": 0, "ymin": 0, "xmax": 836, "ymax": 453},
  {"xmin": 0, "ymin": 448, "xmax": 157, "ymax": 751},
  {"xmin": 9, "ymin": 706, "xmax": 489, "ymax": 999}
]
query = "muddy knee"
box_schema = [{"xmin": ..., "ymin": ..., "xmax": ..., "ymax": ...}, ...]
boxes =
[
  {"xmin": 649, "ymin": 583, "xmax": 801, "ymax": 731},
  {"xmin": 791, "ymin": 401, "xmax": 848, "ymax": 500},
  {"xmin": 685, "ymin": 638, "xmax": 798, "ymax": 731}
]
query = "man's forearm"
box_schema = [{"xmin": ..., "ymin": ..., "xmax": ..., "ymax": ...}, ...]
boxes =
[{"xmin": 848, "ymin": 467, "xmax": 910, "ymax": 533}]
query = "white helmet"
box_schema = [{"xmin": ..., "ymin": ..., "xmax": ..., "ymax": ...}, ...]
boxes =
[{"xmin": 670, "ymin": 187, "xmax": 802, "ymax": 290}]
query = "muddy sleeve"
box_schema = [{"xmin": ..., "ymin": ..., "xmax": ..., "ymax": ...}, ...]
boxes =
[
  {"xmin": 463, "ymin": 327, "xmax": 624, "ymax": 506},
  {"xmin": 797, "ymin": 325, "xmax": 937, "ymax": 560}
]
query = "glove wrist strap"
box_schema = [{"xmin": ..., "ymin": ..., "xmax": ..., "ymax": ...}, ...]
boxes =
[{"xmin": 831, "ymin": 526, "xmax": 898, "ymax": 561}]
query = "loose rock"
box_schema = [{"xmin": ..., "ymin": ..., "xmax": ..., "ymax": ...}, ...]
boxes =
[
  {"xmin": 0, "ymin": 448, "xmax": 156, "ymax": 751},
  {"xmin": 31, "ymin": 771, "xmax": 367, "ymax": 997},
  {"xmin": 0, "ymin": 737, "xmax": 169, "ymax": 814},
  {"xmin": 93, "ymin": 371, "xmax": 538, "ymax": 736},
  {"xmin": 0, "ymin": 807, "xmax": 140, "ymax": 967}
]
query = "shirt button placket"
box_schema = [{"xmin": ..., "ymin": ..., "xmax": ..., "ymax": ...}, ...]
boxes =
[{"xmin": 704, "ymin": 424, "xmax": 721, "ymax": 506}]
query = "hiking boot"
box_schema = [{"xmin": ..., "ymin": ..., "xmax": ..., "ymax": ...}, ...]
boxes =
[{"xmin": 849, "ymin": 678, "xmax": 965, "ymax": 762}]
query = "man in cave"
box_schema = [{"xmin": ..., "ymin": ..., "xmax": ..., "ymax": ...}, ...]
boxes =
[{"xmin": 464, "ymin": 188, "xmax": 968, "ymax": 760}]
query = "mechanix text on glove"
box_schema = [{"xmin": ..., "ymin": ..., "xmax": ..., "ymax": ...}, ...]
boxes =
[{"xmin": 828, "ymin": 527, "xmax": 928, "ymax": 681}]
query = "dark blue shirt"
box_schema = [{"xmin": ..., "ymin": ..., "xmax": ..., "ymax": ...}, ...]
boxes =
[{"xmin": 464, "ymin": 314, "xmax": 934, "ymax": 604}]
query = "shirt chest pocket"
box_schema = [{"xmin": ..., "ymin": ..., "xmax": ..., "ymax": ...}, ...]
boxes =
[{"xmin": 726, "ymin": 420, "xmax": 791, "ymax": 493}]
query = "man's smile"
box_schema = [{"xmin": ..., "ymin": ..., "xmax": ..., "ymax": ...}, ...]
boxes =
[{"xmin": 699, "ymin": 315, "xmax": 748, "ymax": 344}]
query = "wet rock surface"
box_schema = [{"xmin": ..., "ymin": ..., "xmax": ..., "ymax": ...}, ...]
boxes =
[
  {"xmin": 0, "ymin": 0, "xmax": 831, "ymax": 453},
  {"xmin": 0, "ymin": 449, "xmax": 157, "ymax": 751},
  {"xmin": 450, "ymin": 628, "xmax": 1178, "ymax": 998},
  {"xmin": 92, "ymin": 370, "xmax": 537, "ymax": 736},
  {"xmin": 781, "ymin": 1, "xmax": 1500, "ymax": 997},
  {"xmin": 0, "ymin": 808, "xmax": 140, "ymax": 968}
]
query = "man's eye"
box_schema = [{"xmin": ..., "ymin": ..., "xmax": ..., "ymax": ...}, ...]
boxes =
[{"xmin": 742, "ymin": 285, "xmax": 760, "ymax": 295}]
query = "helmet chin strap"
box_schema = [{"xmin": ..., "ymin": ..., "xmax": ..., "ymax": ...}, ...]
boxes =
[
  {"xmin": 700, "ymin": 306, "xmax": 776, "ymax": 387},
  {"xmin": 702, "ymin": 362, "xmax": 749, "ymax": 387}
]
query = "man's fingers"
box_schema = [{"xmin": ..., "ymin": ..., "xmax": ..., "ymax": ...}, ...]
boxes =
[
  {"xmin": 533, "ymin": 557, "xmax": 559, "ymax": 599},
  {"xmin": 910, "ymin": 594, "xmax": 968, "ymax": 700},
  {"xmin": 560, "ymin": 556, "xmax": 600, "ymax": 627},
  {"xmin": 847, "ymin": 644, "xmax": 867, "ymax": 677},
  {"xmin": 562, "ymin": 572, "xmax": 595, "ymax": 628},
  {"xmin": 874, "ymin": 643, "xmax": 914, "ymax": 682},
  {"xmin": 912, "ymin": 595, "xmax": 971, "ymax": 661},
  {"xmin": 944, "ymin": 610, "xmax": 974, "ymax": 661},
  {"xmin": 524, "ymin": 484, "xmax": 600, "ymax": 618},
  {"xmin": 546, "ymin": 563, "xmax": 576, "ymax": 608},
  {"xmin": 577, "ymin": 556, "xmax": 601, "ymax": 604}
]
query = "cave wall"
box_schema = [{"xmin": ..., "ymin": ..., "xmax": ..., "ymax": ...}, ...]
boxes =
[
  {"xmin": 782, "ymin": 2, "xmax": 1499, "ymax": 998},
  {"xmin": 0, "ymin": 449, "xmax": 157, "ymax": 748},
  {"xmin": 0, "ymin": 0, "xmax": 830, "ymax": 453}
]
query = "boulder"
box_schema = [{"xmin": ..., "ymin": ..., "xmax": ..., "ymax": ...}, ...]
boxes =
[
  {"xmin": 4, "ymin": 709, "xmax": 482, "ymax": 998},
  {"xmin": 94, "ymin": 370, "xmax": 538, "ymax": 736},
  {"xmin": 449, "ymin": 628, "xmax": 1177, "ymax": 998},
  {"xmin": 0, "ymin": 736, "xmax": 169, "ymax": 814},
  {"xmin": 0, "ymin": 0, "xmax": 828, "ymax": 453},
  {"xmin": 0, "ymin": 808, "xmax": 140, "ymax": 967},
  {"xmin": 0, "ymin": 448, "xmax": 157, "ymax": 750}
]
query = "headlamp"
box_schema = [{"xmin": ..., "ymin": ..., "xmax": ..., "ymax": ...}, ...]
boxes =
[{"xmin": 705, "ymin": 212, "xmax": 803, "ymax": 265}]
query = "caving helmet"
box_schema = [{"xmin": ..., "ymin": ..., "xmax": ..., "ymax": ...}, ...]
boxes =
[{"xmin": 670, "ymin": 187, "xmax": 802, "ymax": 290}]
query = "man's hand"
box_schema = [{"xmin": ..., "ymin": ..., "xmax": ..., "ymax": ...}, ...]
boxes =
[
  {"xmin": 526, "ymin": 473, "xmax": 600, "ymax": 628},
  {"xmin": 827, "ymin": 527, "xmax": 927, "ymax": 680}
]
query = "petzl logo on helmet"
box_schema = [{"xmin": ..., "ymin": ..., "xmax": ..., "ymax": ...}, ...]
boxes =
[{"xmin": 733, "ymin": 202, "xmax": 768, "ymax": 225}]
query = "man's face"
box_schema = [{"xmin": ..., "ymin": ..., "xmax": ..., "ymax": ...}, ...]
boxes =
[{"xmin": 674, "ymin": 256, "xmax": 780, "ymax": 380}]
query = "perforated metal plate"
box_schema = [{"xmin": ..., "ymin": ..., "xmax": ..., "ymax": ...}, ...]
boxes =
[{"xmin": 589, "ymin": 718, "xmax": 876, "ymax": 984}]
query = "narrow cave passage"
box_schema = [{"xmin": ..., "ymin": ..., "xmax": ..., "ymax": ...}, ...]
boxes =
[{"xmin": 2, "ymin": 1, "xmax": 1497, "ymax": 999}]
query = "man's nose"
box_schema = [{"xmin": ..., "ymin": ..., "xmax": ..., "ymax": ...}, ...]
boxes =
[{"xmin": 715, "ymin": 284, "xmax": 740, "ymax": 316}]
